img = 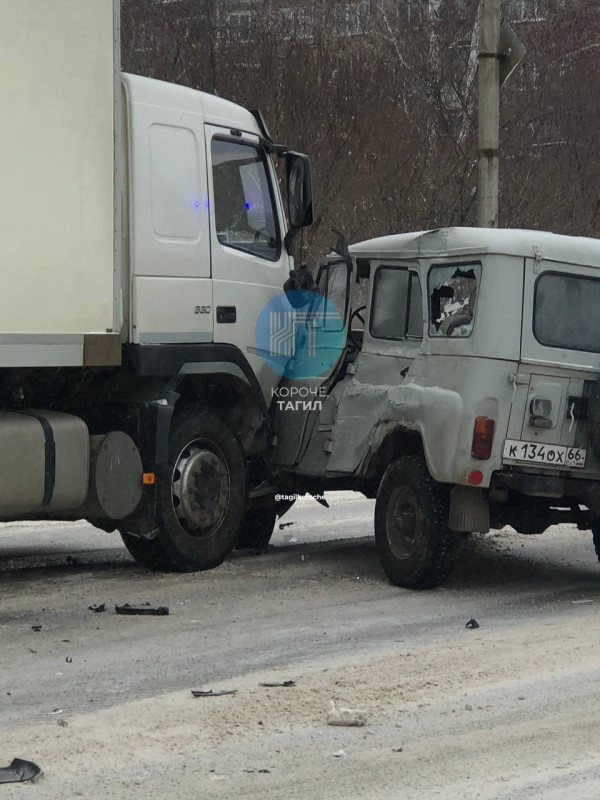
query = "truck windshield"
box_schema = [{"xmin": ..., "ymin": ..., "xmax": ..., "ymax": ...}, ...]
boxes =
[
  {"xmin": 534, "ymin": 271, "xmax": 600, "ymax": 353},
  {"xmin": 212, "ymin": 138, "xmax": 281, "ymax": 262}
]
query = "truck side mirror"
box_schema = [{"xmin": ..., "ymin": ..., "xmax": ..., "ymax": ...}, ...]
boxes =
[{"xmin": 285, "ymin": 152, "xmax": 314, "ymax": 237}]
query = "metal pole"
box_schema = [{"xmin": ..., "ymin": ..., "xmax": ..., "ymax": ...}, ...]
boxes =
[{"xmin": 477, "ymin": 0, "xmax": 501, "ymax": 228}]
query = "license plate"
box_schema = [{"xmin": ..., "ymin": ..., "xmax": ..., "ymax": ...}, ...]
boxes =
[{"xmin": 503, "ymin": 439, "xmax": 586, "ymax": 469}]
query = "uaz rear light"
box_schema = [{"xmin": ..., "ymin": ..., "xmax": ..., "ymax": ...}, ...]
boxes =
[{"xmin": 472, "ymin": 416, "xmax": 495, "ymax": 460}]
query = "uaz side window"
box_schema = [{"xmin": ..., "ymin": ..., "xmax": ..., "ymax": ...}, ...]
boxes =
[
  {"xmin": 534, "ymin": 272, "xmax": 600, "ymax": 353},
  {"xmin": 212, "ymin": 138, "xmax": 281, "ymax": 262},
  {"xmin": 370, "ymin": 267, "xmax": 423, "ymax": 340}
]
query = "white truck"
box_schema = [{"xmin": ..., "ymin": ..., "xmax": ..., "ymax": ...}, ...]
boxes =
[{"xmin": 0, "ymin": 0, "xmax": 313, "ymax": 570}]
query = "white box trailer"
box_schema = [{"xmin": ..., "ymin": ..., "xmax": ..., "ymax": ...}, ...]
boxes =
[
  {"xmin": 0, "ymin": 0, "xmax": 314, "ymax": 571},
  {"xmin": 0, "ymin": 0, "xmax": 119, "ymax": 363}
]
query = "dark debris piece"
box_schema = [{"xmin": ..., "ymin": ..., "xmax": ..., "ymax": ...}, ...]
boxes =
[
  {"xmin": 259, "ymin": 681, "xmax": 296, "ymax": 688},
  {"xmin": 0, "ymin": 759, "xmax": 41, "ymax": 784},
  {"xmin": 88, "ymin": 603, "xmax": 106, "ymax": 613},
  {"xmin": 191, "ymin": 689, "xmax": 237, "ymax": 698},
  {"xmin": 66, "ymin": 657, "xmax": 73, "ymax": 664},
  {"xmin": 115, "ymin": 603, "xmax": 169, "ymax": 616},
  {"xmin": 279, "ymin": 522, "xmax": 295, "ymax": 530},
  {"xmin": 465, "ymin": 618, "xmax": 480, "ymax": 629},
  {"xmin": 31, "ymin": 625, "xmax": 42, "ymax": 632}
]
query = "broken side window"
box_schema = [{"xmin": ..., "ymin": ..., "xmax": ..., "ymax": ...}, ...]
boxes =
[{"xmin": 428, "ymin": 263, "xmax": 482, "ymax": 337}]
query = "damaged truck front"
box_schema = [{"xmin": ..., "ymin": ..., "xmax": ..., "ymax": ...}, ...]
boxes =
[
  {"xmin": 0, "ymin": 0, "xmax": 313, "ymax": 571},
  {"xmin": 270, "ymin": 227, "xmax": 600, "ymax": 588}
]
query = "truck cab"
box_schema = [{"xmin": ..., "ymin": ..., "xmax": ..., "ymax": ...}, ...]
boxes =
[{"xmin": 0, "ymin": 1, "xmax": 313, "ymax": 573}]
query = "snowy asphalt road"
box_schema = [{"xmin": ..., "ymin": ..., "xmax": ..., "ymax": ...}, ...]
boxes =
[{"xmin": 2, "ymin": 493, "xmax": 600, "ymax": 797}]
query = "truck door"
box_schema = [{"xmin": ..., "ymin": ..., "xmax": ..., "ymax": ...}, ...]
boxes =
[
  {"xmin": 504, "ymin": 258, "xmax": 600, "ymax": 477},
  {"xmin": 127, "ymin": 88, "xmax": 213, "ymax": 346},
  {"xmin": 206, "ymin": 126, "xmax": 291, "ymax": 405}
]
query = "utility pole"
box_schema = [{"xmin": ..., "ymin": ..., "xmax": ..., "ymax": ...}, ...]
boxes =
[{"xmin": 477, "ymin": 0, "xmax": 501, "ymax": 228}]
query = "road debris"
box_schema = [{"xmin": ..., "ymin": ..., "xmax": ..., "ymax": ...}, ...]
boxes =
[
  {"xmin": 115, "ymin": 602, "xmax": 169, "ymax": 616},
  {"xmin": 0, "ymin": 759, "xmax": 41, "ymax": 784},
  {"xmin": 47, "ymin": 709, "xmax": 63, "ymax": 716},
  {"xmin": 57, "ymin": 719, "xmax": 68, "ymax": 728},
  {"xmin": 465, "ymin": 618, "xmax": 480, "ymax": 629},
  {"xmin": 88, "ymin": 603, "xmax": 106, "ymax": 613},
  {"xmin": 279, "ymin": 522, "xmax": 295, "ymax": 530},
  {"xmin": 31, "ymin": 625, "xmax": 42, "ymax": 632},
  {"xmin": 333, "ymin": 750, "xmax": 347, "ymax": 758},
  {"xmin": 572, "ymin": 599, "xmax": 594, "ymax": 605},
  {"xmin": 66, "ymin": 656, "xmax": 73, "ymax": 663},
  {"xmin": 465, "ymin": 704, "xmax": 473, "ymax": 711},
  {"xmin": 259, "ymin": 681, "xmax": 296, "ymax": 688},
  {"xmin": 392, "ymin": 748, "xmax": 404, "ymax": 753},
  {"xmin": 191, "ymin": 689, "xmax": 238, "ymax": 698},
  {"xmin": 327, "ymin": 701, "xmax": 367, "ymax": 727}
]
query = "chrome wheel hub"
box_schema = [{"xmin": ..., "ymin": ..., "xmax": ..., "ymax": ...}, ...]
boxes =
[{"xmin": 172, "ymin": 442, "xmax": 230, "ymax": 535}]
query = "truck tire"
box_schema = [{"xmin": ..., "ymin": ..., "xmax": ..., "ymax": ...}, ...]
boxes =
[
  {"xmin": 235, "ymin": 507, "xmax": 277, "ymax": 549},
  {"xmin": 374, "ymin": 455, "xmax": 459, "ymax": 589},
  {"xmin": 588, "ymin": 384, "xmax": 600, "ymax": 460},
  {"xmin": 120, "ymin": 531, "xmax": 173, "ymax": 570},
  {"xmin": 124, "ymin": 411, "xmax": 245, "ymax": 572},
  {"xmin": 592, "ymin": 520, "xmax": 600, "ymax": 562}
]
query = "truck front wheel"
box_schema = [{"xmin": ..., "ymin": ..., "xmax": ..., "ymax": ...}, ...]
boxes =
[
  {"xmin": 235, "ymin": 507, "xmax": 277, "ymax": 549},
  {"xmin": 374, "ymin": 456, "xmax": 459, "ymax": 589},
  {"xmin": 123, "ymin": 411, "xmax": 245, "ymax": 572}
]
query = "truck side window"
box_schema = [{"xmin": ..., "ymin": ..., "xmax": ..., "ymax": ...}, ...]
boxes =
[
  {"xmin": 370, "ymin": 267, "xmax": 423, "ymax": 340},
  {"xmin": 428, "ymin": 263, "xmax": 481, "ymax": 337},
  {"xmin": 211, "ymin": 138, "xmax": 281, "ymax": 262}
]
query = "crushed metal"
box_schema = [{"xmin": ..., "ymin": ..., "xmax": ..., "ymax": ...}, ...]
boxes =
[
  {"xmin": 191, "ymin": 689, "xmax": 237, "ymax": 698},
  {"xmin": 115, "ymin": 603, "xmax": 169, "ymax": 616},
  {"xmin": 0, "ymin": 759, "xmax": 41, "ymax": 784},
  {"xmin": 259, "ymin": 681, "xmax": 296, "ymax": 688}
]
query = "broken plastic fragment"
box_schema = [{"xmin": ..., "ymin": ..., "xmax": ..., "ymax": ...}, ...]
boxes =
[
  {"xmin": 191, "ymin": 689, "xmax": 237, "ymax": 698},
  {"xmin": 327, "ymin": 701, "xmax": 367, "ymax": 727},
  {"xmin": 88, "ymin": 603, "xmax": 106, "ymax": 613},
  {"xmin": 115, "ymin": 603, "xmax": 169, "ymax": 616},
  {"xmin": 465, "ymin": 618, "xmax": 480, "ymax": 629},
  {"xmin": 0, "ymin": 759, "xmax": 41, "ymax": 784},
  {"xmin": 259, "ymin": 681, "xmax": 296, "ymax": 688},
  {"xmin": 333, "ymin": 750, "xmax": 347, "ymax": 758}
]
